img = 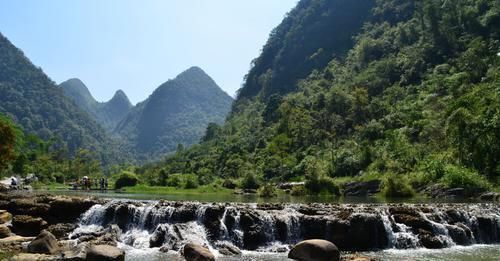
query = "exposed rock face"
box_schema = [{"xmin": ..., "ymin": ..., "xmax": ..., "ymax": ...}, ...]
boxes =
[
  {"xmin": 182, "ymin": 243, "xmax": 215, "ymax": 261},
  {"xmin": 12, "ymin": 215, "xmax": 48, "ymax": 237},
  {"xmin": 86, "ymin": 244, "xmax": 125, "ymax": 261},
  {"xmin": 27, "ymin": 230, "xmax": 59, "ymax": 254},
  {"xmin": 288, "ymin": 239, "xmax": 340, "ymax": 261}
]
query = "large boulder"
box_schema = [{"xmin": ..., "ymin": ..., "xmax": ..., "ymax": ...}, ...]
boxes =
[
  {"xmin": 288, "ymin": 239, "xmax": 340, "ymax": 261},
  {"xmin": 0, "ymin": 224, "xmax": 11, "ymax": 238},
  {"xmin": 12, "ymin": 215, "xmax": 48, "ymax": 236},
  {"xmin": 27, "ymin": 230, "xmax": 59, "ymax": 254},
  {"xmin": 86, "ymin": 244, "xmax": 125, "ymax": 261},
  {"xmin": 182, "ymin": 243, "xmax": 215, "ymax": 261},
  {"xmin": 0, "ymin": 209, "xmax": 12, "ymax": 224}
]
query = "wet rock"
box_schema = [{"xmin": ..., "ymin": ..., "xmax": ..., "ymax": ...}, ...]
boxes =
[
  {"xmin": 182, "ymin": 243, "xmax": 215, "ymax": 261},
  {"xmin": 170, "ymin": 203, "xmax": 198, "ymax": 222},
  {"xmin": 445, "ymin": 224, "xmax": 471, "ymax": 245},
  {"xmin": 216, "ymin": 242, "xmax": 241, "ymax": 256},
  {"xmin": 86, "ymin": 244, "xmax": 125, "ymax": 261},
  {"xmin": 341, "ymin": 254, "xmax": 378, "ymax": 261},
  {"xmin": 391, "ymin": 212, "xmax": 433, "ymax": 232},
  {"xmin": 47, "ymin": 196, "xmax": 98, "ymax": 224},
  {"xmin": 27, "ymin": 230, "xmax": 59, "ymax": 254},
  {"xmin": 240, "ymin": 210, "xmax": 268, "ymax": 250},
  {"xmin": 61, "ymin": 242, "xmax": 89, "ymax": 260},
  {"xmin": 288, "ymin": 239, "xmax": 340, "ymax": 261},
  {"xmin": 343, "ymin": 180, "xmax": 381, "ymax": 196},
  {"xmin": 0, "ymin": 209, "xmax": 12, "ymax": 224},
  {"xmin": 202, "ymin": 205, "xmax": 225, "ymax": 241},
  {"xmin": 12, "ymin": 215, "xmax": 48, "ymax": 237},
  {"xmin": 479, "ymin": 192, "xmax": 500, "ymax": 202},
  {"xmin": 47, "ymin": 223, "xmax": 77, "ymax": 240},
  {"xmin": 476, "ymin": 216, "xmax": 499, "ymax": 243},
  {"xmin": 149, "ymin": 224, "xmax": 167, "ymax": 248},
  {"xmin": 418, "ymin": 230, "xmax": 445, "ymax": 249},
  {"xmin": 73, "ymin": 225, "xmax": 121, "ymax": 247},
  {"xmin": 0, "ymin": 224, "xmax": 11, "ymax": 238},
  {"xmin": 8, "ymin": 199, "xmax": 50, "ymax": 218}
]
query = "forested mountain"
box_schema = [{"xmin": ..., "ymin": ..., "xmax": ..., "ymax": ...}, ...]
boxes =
[
  {"xmin": 0, "ymin": 33, "xmax": 128, "ymax": 164},
  {"xmin": 60, "ymin": 78, "xmax": 133, "ymax": 132},
  {"xmin": 140, "ymin": 0, "xmax": 500, "ymax": 195},
  {"xmin": 115, "ymin": 66, "xmax": 233, "ymax": 161}
]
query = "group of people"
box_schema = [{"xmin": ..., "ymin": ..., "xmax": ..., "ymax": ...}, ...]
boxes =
[{"xmin": 75, "ymin": 176, "xmax": 108, "ymax": 191}]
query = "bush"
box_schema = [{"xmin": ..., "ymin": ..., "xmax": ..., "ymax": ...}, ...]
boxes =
[
  {"xmin": 305, "ymin": 176, "xmax": 340, "ymax": 195},
  {"xmin": 184, "ymin": 175, "xmax": 199, "ymax": 189},
  {"xmin": 222, "ymin": 179, "xmax": 237, "ymax": 189},
  {"xmin": 290, "ymin": 185, "xmax": 307, "ymax": 196},
  {"xmin": 440, "ymin": 165, "xmax": 491, "ymax": 192},
  {"xmin": 258, "ymin": 183, "xmax": 277, "ymax": 198},
  {"xmin": 166, "ymin": 174, "xmax": 182, "ymax": 187},
  {"xmin": 382, "ymin": 174, "xmax": 415, "ymax": 198},
  {"xmin": 115, "ymin": 171, "xmax": 139, "ymax": 189},
  {"xmin": 241, "ymin": 173, "xmax": 260, "ymax": 190}
]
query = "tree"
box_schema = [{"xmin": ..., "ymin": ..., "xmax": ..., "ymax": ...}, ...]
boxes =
[{"xmin": 0, "ymin": 114, "xmax": 20, "ymax": 173}]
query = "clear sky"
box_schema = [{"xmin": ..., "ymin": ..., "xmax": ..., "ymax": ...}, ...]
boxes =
[{"xmin": 0, "ymin": 0, "xmax": 297, "ymax": 104}]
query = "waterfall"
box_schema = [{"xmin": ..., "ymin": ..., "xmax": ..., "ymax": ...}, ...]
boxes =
[{"xmin": 71, "ymin": 201, "xmax": 500, "ymax": 253}]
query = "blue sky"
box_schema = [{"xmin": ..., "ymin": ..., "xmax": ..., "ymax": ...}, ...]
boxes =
[{"xmin": 0, "ymin": 0, "xmax": 297, "ymax": 104}]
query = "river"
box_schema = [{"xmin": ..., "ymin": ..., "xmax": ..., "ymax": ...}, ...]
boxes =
[{"xmin": 51, "ymin": 190, "xmax": 500, "ymax": 261}]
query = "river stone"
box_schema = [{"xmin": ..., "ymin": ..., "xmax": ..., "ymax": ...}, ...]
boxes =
[
  {"xmin": 182, "ymin": 243, "xmax": 215, "ymax": 261},
  {"xmin": 47, "ymin": 223, "xmax": 77, "ymax": 239},
  {"xmin": 12, "ymin": 215, "xmax": 48, "ymax": 237},
  {"xmin": 86, "ymin": 244, "xmax": 125, "ymax": 261},
  {"xmin": 0, "ymin": 210, "xmax": 12, "ymax": 224},
  {"xmin": 0, "ymin": 224, "xmax": 11, "ymax": 238},
  {"xmin": 288, "ymin": 239, "xmax": 340, "ymax": 261},
  {"xmin": 27, "ymin": 230, "xmax": 59, "ymax": 254},
  {"xmin": 0, "ymin": 225, "xmax": 11, "ymax": 238}
]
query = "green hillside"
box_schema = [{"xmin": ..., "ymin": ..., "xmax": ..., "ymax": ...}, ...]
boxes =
[{"xmin": 140, "ymin": 0, "xmax": 500, "ymax": 195}]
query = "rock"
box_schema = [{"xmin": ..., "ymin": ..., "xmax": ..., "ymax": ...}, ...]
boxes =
[
  {"xmin": 343, "ymin": 180, "xmax": 381, "ymax": 196},
  {"xmin": 288, "ymin": 239, "xmax": 340, "ymax": 261},
  {"xmin": 27, "ymin": 230, "xmax": 59, "ymax": 254},
  {"xmin": 215, "ymin": 242, "xmax": 241, "ymax": 256},
  {"xmin": 47, "ymin": 196, "xmax": 99, "ymax": 224},
  {"xmin": 86, "ymin": 245, "xmax": 125, "ymax": 261},
  {"xmin": 47, "ymin": 223, "xmax": 77, "ymax": 239},
  {"xmin": 61, "ymin": 242, "xmax": 89, "ymax": 261},
  {"xmin": 12, "ymin": 215, "xmax": 48, "ymax": 237},
  {"xmin": 0, "ymin": 235, "xmax": 35, "ymax": 243},
  {"xmin": 202, "ymin": 205, "xmax": 225, "ymax": 241},
  {"xmin": 182, "ymin": 243, "xmax": 215, "ymax": 261},
  {"xmin": 11, "ymin": 253, "xmax": 58, "ymax": 261},
  {"xmin": 418, "ymin": 230, "xmax": 445, "ymax": 249},
  {"xmin": 0, "ymin": 224, "xmax": 11, "ymax": 238},
  {"xmin": 0, "ymin": 209, "xmax": 12, "ymax": 224},
  {"xmin": 239, "ymin": 210, "xmax": 267, "ymax": 250},
  {"xmin": 479, "ymin": 192, "xmax": 500, "ymax": 202}
]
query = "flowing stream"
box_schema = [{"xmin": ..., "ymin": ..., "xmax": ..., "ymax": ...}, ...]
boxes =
[{"xmin": 69, "ymin": 199, "xmax": 500, "ymax": 260}]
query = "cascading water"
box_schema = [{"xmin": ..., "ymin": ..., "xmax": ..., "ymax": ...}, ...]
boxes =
[{"xmin": 70, "ymin": 200, "xmax": 500, "ymax": 258}]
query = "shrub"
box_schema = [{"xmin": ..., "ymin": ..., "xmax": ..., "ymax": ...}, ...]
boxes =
[
  {"xmin": 241, "ymin": 173, "xmax": 260, "ymax": 190},
  {"xmin": 290, "ymin": 185, "xmax": 307, "ymax": 196},
  {"xmin": 115, "ymin": 171, "xmax": 139, "ymax": 189},
  {"xmin": 305, "ymin": 176, "xmax": 340, "ymax": 195},
  {"xmin": 440, "ymin": 165, "xmax": 491, "ymax": 192},
  {"xmin": 258, "ymin": 183, "xmax": 277, "ymax": 198},
  {"xmin": 382, "ymin": 173, "xmax": 415, "ymax": 198},
  {"xmin": 222, "ymin": 179, "xmax": 237, "ymax": 189},
  {"xmin": 166, "ymin": 174, "xmax": 182, "ymax": 187},
  {"xmin": 184, "ymin": 175, "xmax": 199, "ymax": 189}
]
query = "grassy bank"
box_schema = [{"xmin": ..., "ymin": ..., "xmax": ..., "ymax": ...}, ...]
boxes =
[{"xmin": 121, "ymin": 184, "xmax": 234, "ymax": 195}]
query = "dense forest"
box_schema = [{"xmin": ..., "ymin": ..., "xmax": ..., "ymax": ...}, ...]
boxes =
[
  {"xmin": 0, "ymin": 33, "xmax": 129, "ymax": 165},
  {"xmin": 60, "ymin": 78, "xmax": 133, "ymax": 133},
  {"xmin": 115, "ymin": 67, "xmax": 233, "ymax": 162},
  {"xmin": 137, "ymin": 0, "xmax": 500, "ymax": 196}
]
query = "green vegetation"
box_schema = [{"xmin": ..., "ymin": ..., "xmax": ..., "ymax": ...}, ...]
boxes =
[
  {"xmin": 114, "ymin": 171, "xmax": 139, "ymax": 189},
  {"xmin": 115, "ymin": 67, "xmax": 233, "ymax": 162},
  {"xmin": 258, "ymin": 183, "xmax": 277, "ymax": 198},
  {"xmin": 60, "ymin": 79, "xmax": 133, "ymax": 132},
  {"xmin": 137, "ymin": 0, "xmax": 500, "ymax": 197},
  {"xmin": 0, "ymin": 33, "xmax": 129, "ymax": 165}
]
